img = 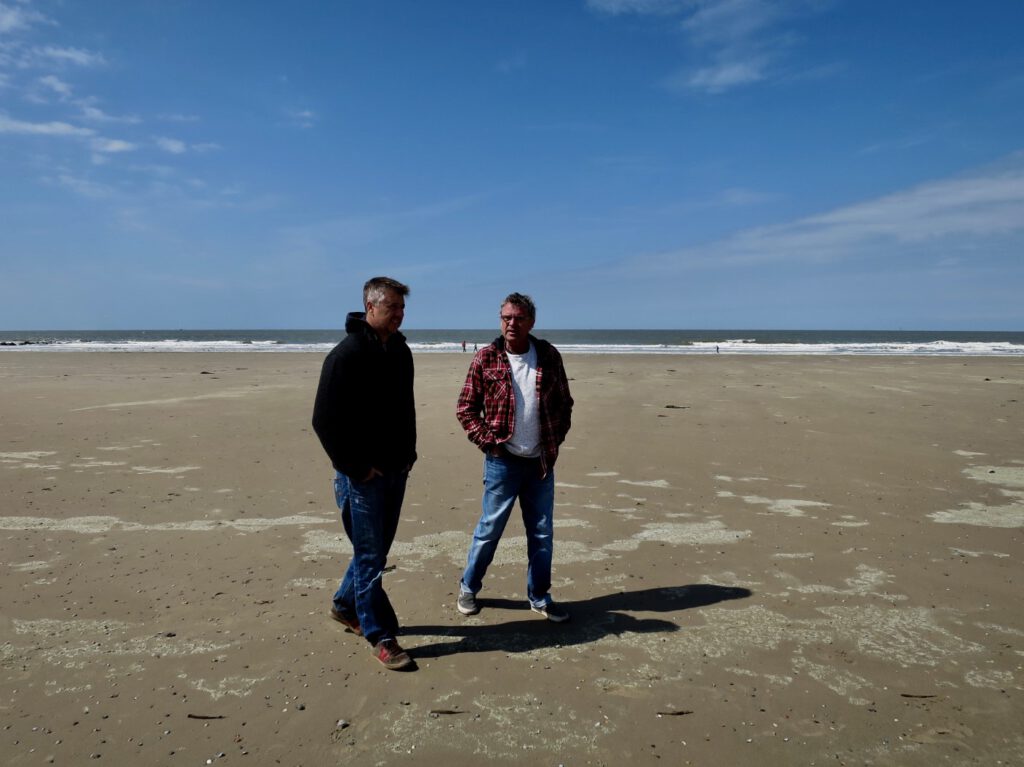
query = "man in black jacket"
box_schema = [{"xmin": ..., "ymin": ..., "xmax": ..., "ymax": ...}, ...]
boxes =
[{"xmin": 312, "ymin": 276, "xmax": 416, "ymax": 670}]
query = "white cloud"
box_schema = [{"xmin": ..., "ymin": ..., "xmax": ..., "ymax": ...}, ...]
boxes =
[
  {"xmin": 286, "ymin": 108, "xmax": 316, "ymax": 129},
  {"xmin": 586, "ymin": 0, "xmax": 686, "ymax": 14},
  {"xmin": 672, "ymin": 59, "xmax": 766, "ymax": 92},
  {"xmin": 0, "ymin": 2, "xmax": 48, "ymax": 34},
  {"xmin": 155, "ymin": 136, "xmax": 187, "ymax": 154},
  {"xmin": 80, "ymin": 103, "xmax": 141, "ymax": 124},
  {"xmin": 0, "ymin": 113, "xmax": 94, "ymax": 136},
  {"xmin": 681, "ymin": 0, "xmax": 783, "ymax": 45},
  {"xmin": 672, "ymin": 2, "xmax": 799, "ymax": 94},
  {"xmin": 32, "ymin": 45, "xmax": 105, "ymax": 67},
  {"xmin": 588, "ymin": 0, "xmax": 834, "ymax": 95},
  {"xmin": 622, "ymin": 155, "xmax": 1024, "ymax": 273},
  {"xmin": 52, "ymin": 173, "xmax": 114, "ymax": 199},
  {"xmin": 90, "ymin": 137, "xmax": 137, "ymax": 153},
  {"xmin": 153, "ymin": 136, "xmax": 219, "ymax": 153},
  {"xmin": 37, "ymin": 74, "xmax": 72, "ymax": 98}
]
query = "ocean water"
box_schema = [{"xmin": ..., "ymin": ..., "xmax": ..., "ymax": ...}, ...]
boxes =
[{"xmin": 1, "ymin": 329, "xmax": 1022, "ymax": 355}]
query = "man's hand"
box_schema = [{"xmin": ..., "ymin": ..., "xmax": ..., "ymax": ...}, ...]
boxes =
[{"xmin": 362, "ymin": 467, "xmax": 383, "ymax": 482}]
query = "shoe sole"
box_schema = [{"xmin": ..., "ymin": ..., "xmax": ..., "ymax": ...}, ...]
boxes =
[
  {"xmin": 531, "ymin": 605, "xmax": 570, "ymax": 623},
  {"xmin": 456, "ymin": 597, "xmax": 479, "ymax": 616},
  {"xmin": 329, "ymin": 609, "xmax": 363, "ymax": 636},
  {"xmin": 377, "ymin": 654, "xmax": 413, "ymax": 670}
]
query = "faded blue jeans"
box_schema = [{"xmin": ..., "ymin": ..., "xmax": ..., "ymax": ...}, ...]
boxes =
[
  {"xmin": 460, "ymin": 453, "xmax": 555, "ymax": 608},
  {"xmin": 332, "ymin": 470, "xmax": 407, "ymax": 645}
]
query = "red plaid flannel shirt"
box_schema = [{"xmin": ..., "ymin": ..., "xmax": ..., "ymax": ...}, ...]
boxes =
[{"xmin": 456, "ymin": 336, "xmax": 573, "ymax": 476}]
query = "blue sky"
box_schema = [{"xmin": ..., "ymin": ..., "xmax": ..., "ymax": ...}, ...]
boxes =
[{"xmin": 1, "ymin": 0, "xmax": 1022, "ymax": 330}]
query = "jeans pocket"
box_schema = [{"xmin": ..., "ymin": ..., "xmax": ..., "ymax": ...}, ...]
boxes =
[{"xmin": 353, "ymin": 472, "xmax": 384, "ymax": 487}]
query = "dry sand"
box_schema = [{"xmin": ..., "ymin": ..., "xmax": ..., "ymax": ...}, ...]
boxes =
[{"xmin": 1, "ymin": 352, "xmax": 1022, "ymax": 766}]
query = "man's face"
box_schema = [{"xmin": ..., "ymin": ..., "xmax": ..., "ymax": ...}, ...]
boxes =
[
  {"xmin": 366, "ymin": 289, "xmax": 405, "ymax": 340},
  {"xmin": 499, "ymin": 302, "xmax": 534, "ymax": 350}
]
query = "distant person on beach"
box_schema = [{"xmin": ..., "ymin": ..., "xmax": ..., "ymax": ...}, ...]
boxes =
[
  {"xmin": 312, "ymin": 276, "xmax": 417, "ymax": 670},
  {"xmin": 462, "ymin": 340, "xmax": 467, "ymax": 352},
  {"xmin": 455, "ymin": 292, "xmax": 574, "ymax": 622}
]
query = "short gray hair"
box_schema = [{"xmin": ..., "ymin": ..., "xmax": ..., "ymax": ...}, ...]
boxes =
[
  {"xmin": 501, "ymin": 292, "xmax": 535, "ymax": 321},
  {"xmin": 364, "ymin": 276, "xmax": 410, "ymax": 306}
]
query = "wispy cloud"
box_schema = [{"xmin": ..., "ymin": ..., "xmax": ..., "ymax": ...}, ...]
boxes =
[
  {"xmin": 49, "ymin": 172, "xmax": 115, "ymax": 199},
  {"xmin": 80, "ymin": 101, "xmax": 141, "ymax": 124},
  {"xmin": 4, "ymin": 42, "xmax": 108, "ymax": 70},
  {"xmin": 860, "ymin": 130, "xmax": 937, "ymax": 156},
  {"xmin": 669, "ymin": 58, "xmax": 768, "ymax": 92},
  {"xmin": 586, "ymin": 0, "xmax": 686, "ymax": 15},
  {"xmin": 152, "ymin": 136, "xmax": 218, "ymax": 154},
  {"xmin": 91, "ymin": 137, "xmax": 137, "ymax": 153},
  {"xmin": 0, "ymin": 2, "xmax": 49, "ymax": 34},
  {"xmin": 155, "ymin": 136, "xmax": 187, "ymax": 154},
  {"xmin": 37, "ymin": 74, "xmax": 72, "ymax": 98},
  {"xmin": 0, "ymin": 112, "xmax": 94, "ymax": 136},
  {"xmin": 681, "ymin": 0, "xmax": 784, "ymax": 44},
  {"xmin": 31, "ymin": 45, "xmax": 105, "ymax": 67},
  {"xmin": 619, "ymin": 154, "xmax": 1024, "ymax": 273},
  {"xmin": 286, "ymin": 108, "xmax": 316, "ymax": 129},
  {"xmin": 1, "ymin": 6, "xmax": 216, "ymax": 173},
  {"xmin": 588, "ymin": 0, "xmax": 834, "ymax": 94},
  {"xmin": 670, "ymin": 0, "xmax": 797, "ymax": 93}
]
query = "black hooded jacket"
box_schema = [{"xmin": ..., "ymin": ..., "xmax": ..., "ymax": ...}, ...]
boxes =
[{"xmin": 312, "ymin": 312, "xmax": 417, "ymax": 480}]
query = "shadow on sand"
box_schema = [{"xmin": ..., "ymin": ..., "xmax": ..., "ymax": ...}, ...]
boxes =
[{"xmin": 404, "ymin": 584, "xmax": 752, "ymax": 659}]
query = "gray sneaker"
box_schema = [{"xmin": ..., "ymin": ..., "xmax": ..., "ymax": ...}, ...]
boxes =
[
  {"xmin": 456, "ymin": 591, "xmax": 479, "ymax": 616},
  {"xmin": 531, "ymin": 601, "xmax": 570, "ymax": 623}
]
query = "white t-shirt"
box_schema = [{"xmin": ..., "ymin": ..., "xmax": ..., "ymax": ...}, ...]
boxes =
[{"xmin": 504, "ymin": 342, "xmax": 541, "ymax": 458}]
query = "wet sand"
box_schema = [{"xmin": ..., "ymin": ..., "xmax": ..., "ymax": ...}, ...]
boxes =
[{"xmin": 1, "ymin": 352, "xmax": 1022, "ymax": 766}]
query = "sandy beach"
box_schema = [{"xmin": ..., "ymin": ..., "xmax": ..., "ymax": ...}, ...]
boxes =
[{"xmin": 1, "ymin": 351, "xmax": 1021, "ymax": 766}]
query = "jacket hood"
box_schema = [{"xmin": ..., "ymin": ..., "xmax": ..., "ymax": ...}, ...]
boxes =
[
  {"xmin": 345, "ymin": 311, "xmax": 406, "ymax": 345},
  {"xmin": 345, "ymin": 312, "xmax": 369, "ymax": 334}
]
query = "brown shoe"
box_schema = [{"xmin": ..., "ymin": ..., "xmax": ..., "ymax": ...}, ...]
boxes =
[
  {"xmin": 374, "ymin": 638, "xmax": 413, "ymax": 670},
  {"xmin": 330, "ymin": 607, "xmax": 363, "ymax": 636}
]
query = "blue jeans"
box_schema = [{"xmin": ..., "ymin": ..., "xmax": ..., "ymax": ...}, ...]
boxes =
[
  {"xmin": 332, "ymin": 470, "xmax": 407, "ymax": 645},
  {"xmin": 460, "ymin": 453, "xmax": 555, "ymax": 608}
]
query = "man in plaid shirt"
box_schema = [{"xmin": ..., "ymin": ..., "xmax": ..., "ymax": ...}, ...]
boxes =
[{"xmin": 455, "ymin": 292, "xmax": 574, "ymax": 622}]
